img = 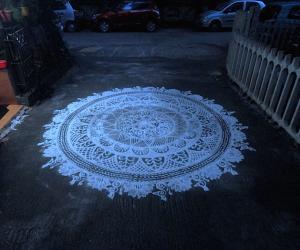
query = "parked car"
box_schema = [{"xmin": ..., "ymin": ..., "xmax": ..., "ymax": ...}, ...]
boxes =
[
  {"xmin": 259, "ymin": 2, "xmax": 300, "ymax": 24},
  {"xmin": 195, "ymin": 0, "xmax": 265, "ymax": 31},
  {"xmin": 51, "ymin": 0, "xmax": 78, "ymax": 32},
  {"xmin": 92, "ymin": 1, "xmax": 161, "ymax": 32}
]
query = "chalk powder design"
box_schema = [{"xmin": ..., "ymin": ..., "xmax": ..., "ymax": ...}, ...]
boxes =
[{"xmin": 39, "ymin": 87, "xmax": 252, "ymax": 200}]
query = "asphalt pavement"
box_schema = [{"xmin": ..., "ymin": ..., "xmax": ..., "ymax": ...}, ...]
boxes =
[{"xmin": 0, "ymin": 29, "xmax": 299, "ymax": 250}]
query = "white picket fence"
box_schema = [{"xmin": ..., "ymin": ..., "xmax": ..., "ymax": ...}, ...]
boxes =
[{"xmin": 227, "ymin": 35, "xmax": 300, "ymax": 143}]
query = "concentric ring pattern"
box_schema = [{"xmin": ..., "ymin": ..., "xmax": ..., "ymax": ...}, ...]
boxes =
[{"xmin": 40, "ymin": 87, "xmax": 252, "ymax": 200}]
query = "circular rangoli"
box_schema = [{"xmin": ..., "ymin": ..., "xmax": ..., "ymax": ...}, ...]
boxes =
[{"xmin": 40, "ymin": 87, "xmax": 252, "ymax": 200}]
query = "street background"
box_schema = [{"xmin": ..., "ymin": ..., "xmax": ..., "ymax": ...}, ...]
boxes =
[{"xmin": 0, "ymin": 29, "xmax": 299, "ymax": 249}]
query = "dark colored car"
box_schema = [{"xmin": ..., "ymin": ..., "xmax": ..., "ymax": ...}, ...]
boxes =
[
  {"xmin": 259, "ymin": 1, "xmax": 300, "ymax": 24},
  {"xmin": 92, "ymin": 1, "xmax": 161, "ymax": 32}
]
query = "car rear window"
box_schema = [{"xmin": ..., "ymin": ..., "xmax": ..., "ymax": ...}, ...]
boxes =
[
  {"xmin": 288, "ymin": 6, "xmax": 300, "ymax": 20},
  {"xmin": 224, "ymin": 2, "xmax": 244, "ymax": 13},
  {"xmin": 245, "ymin": 2, "xmax": 260, "ymax": 11}
]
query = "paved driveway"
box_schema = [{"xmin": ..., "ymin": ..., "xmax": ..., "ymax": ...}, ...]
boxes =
[{"xmin": 0, "ymin": 29, "xmax": 299, "ymax": 250}]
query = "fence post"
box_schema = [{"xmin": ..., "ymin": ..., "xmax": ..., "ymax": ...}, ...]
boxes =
[{"xmin": 227, "ymin": 11, "xmax": 300, "ymax": 143}]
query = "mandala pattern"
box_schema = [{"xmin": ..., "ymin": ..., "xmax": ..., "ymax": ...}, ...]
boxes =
[{"xmin": 39, "ymin": 87, "xmax": 252, "ymax": 200}]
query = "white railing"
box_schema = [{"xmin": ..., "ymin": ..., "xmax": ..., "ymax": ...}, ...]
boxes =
[{"xmin": 227, "ymin": 35, "xmax": 300, "ymax": 143}]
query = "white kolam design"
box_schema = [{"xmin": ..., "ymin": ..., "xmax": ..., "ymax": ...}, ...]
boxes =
[{"xmin": 39, "ymin": 87, "xmax": 252, "ymax": 200}]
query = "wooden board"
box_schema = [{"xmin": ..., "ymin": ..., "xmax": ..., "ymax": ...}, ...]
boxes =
[{"xmin": 0, "ymin": 105, "xmax": 24, "ymax": 129}]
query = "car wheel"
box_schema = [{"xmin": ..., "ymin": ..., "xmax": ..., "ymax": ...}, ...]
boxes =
[
  {"xmin": 99, "ymin": 20, "xmax": 110, "ymax": 33},
  {"xmin": 209, "ymin": 20, "xmax": 221, "ymax": 32},
  {"xmin": 146, "ymin": 20, "xmax": 157, "ymax": 32},
  {"xmin": 64, "ymin": 21, "xmax": 76, "ymax": 32}
]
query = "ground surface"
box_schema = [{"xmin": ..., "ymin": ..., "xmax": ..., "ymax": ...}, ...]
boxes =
[{"xmin": 0, "ymin": 29, "xmax": 299, "ymax": 250}]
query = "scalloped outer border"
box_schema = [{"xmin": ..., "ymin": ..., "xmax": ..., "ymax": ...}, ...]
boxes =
[{"xmin": 39, "ymin": 87, "xmax": 253, "ymax": 200}]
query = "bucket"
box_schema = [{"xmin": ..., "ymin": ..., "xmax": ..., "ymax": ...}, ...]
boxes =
[{"xmin": 0, "ymin": 60, "xmax": 8, "ymax": 70}]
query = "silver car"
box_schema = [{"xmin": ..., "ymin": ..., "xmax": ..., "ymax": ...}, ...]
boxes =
[
  {"xmin": 196, "ymin": 0, "xmax": 265, "ymax": 31},
  {"xmin": 51, "ymin": 0, "xmax": 76, "ymax": 32}
]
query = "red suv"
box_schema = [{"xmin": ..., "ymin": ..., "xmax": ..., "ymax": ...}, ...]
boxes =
[{"xmin": 93, "ymin": 1, "xmax": 160, "ymax": 32}]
